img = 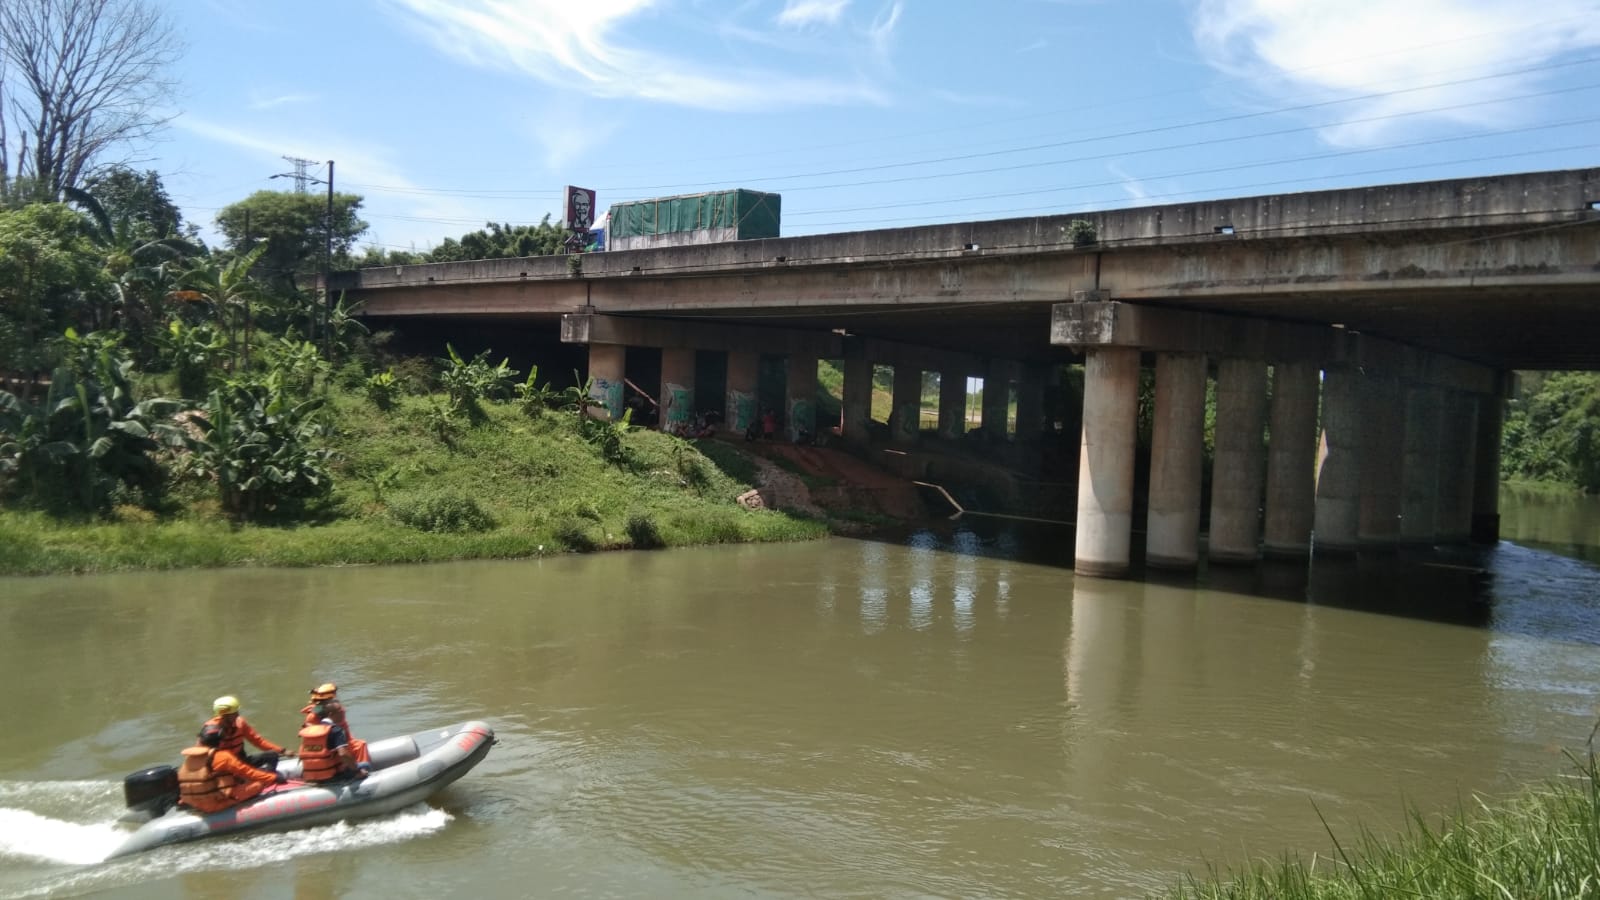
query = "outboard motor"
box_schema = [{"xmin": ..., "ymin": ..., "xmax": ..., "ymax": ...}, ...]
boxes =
[{"xmin": 123, "ymin": 765, "xmax": 178, "ymax": 820}]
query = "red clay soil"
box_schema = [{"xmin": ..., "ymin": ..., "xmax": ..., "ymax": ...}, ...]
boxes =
[{"xmin": 741, "ymin": 441, "xmax": 927, "ymax": 522}]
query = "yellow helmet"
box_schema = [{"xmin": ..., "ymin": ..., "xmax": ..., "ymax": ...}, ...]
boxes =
[
  {"xmin": 309, "ymin": 683, "xmax": 337, "ymax": 701},
  {"xmin": 213, "ymin": 695, "xmax": 241, "ymax": 715}
]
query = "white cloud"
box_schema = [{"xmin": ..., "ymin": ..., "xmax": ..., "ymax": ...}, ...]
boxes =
[
  {"xmin": 248, "ymin": 92, "xmax": 315, "ymax": 110},
  {"xmin": 385, "ymin": 0, "xmax": 889, "ymax": 111},
  {"xmin": 1190, "ymin": 0, "xmax": 1600, "ymax": 145},
  {"xmin": 171, "ymin": 115, "xmax": 489, "ymax": 248},
  {"xmin": 778, "ymin": 0, "xmax": 849, "ymax": 27}
]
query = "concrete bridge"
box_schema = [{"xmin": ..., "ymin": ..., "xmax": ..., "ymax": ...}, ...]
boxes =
[{"xmin": 337, "ymin": 167, "xmax": 1600, "ymax": 578}]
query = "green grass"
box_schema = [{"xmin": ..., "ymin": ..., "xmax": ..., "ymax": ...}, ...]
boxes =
[
  {"xmin": 1161, "ymin": 754, "xmax": 1600, "ymax": 900},
  {"xmin": 0, "ymin": 389, "xmax": 827, "ymax": 575}
]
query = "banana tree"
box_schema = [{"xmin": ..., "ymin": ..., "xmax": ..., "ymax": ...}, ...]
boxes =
[
  {"xmin": 0, "ymin": 330, "xmax": 185, "ymax": 512},
  {"xmin": 176, "ymin": 245, "xmax": 268, "ymax": 369}
]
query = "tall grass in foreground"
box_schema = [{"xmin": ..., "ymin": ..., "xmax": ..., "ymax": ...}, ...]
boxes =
[{"xmin": 1164, "ymin": 753, "xmax": 1600, "ymax": 899}]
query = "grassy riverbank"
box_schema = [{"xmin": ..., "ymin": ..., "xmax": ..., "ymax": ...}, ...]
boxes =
[
  {"xmin": 0, "ymin": 389, "xmax": 827, "ymax": 576},
  {"xmin": 1161, "ymin": 755, "xmax": 1600, "ymax": 899}
]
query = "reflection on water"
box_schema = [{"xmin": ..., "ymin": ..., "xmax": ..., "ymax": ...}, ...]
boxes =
[{"xmin": 0, "ymin": 490, "xmax": 1597, "ymax": 897}]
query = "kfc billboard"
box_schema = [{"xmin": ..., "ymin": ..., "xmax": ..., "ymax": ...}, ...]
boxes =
[{"xmin": 565, "ymin": 186, "xmax": 596, "ymax": 230}]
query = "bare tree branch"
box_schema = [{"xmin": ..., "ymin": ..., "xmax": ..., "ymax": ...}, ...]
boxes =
[{"xmin": 0, "ymin": 0, "xmax": 180, "ymax": 200}]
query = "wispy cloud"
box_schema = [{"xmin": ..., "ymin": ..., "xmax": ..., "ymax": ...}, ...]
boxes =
[
  {"xmin": 778, "ymin": 0, "xmax": 848, "ymax": 27},
  {"xmin": 868, "ymin": 1, "xmax": 903, "ymax": 62},
  {"xmin": 930, "ymin": 89, "xmax": 1026, "ymax": 109},
  {"xmin": 248, "ymin": 92, "xmax": 315, "ymax": 110},
  {"xmin": 385, "ymin": 0, "xmax": 891, "ymax": 111},
  {"xmin": 1190, "ymin": 0, "xmax": 1600, "ymax": 145}
]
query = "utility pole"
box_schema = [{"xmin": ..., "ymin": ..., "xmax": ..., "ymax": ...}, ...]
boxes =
[
  {"xmin": 322, "ymin": 160, "xmax": 334, "ymax": 360},
  {"xmin": 272, "ymin": 158, "xmax": 336, "ymax": 358}
]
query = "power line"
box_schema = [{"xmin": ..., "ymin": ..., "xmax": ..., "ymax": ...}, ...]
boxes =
[{"xmin": 340, "ymin": 54, "xmax": 1600, "ymax": 200}]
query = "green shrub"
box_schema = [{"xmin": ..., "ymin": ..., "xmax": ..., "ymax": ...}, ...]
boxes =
[
  {"xmin": 389, "ymin": 491, "xmax": 496, "ymax": 533},
  {"xmin": 364, "ymin": 369, "xmax": 399, "ymax": 410},
  {"xmin": 625, "ymin": 511, "xmax": 664, "ymax": 549},
  {"xmin": 553, "ymin": 516, "xmax": 596, "ymax": 551}
]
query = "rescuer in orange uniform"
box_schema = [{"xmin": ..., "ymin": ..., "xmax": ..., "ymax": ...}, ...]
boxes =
[
  {"xmin": 205, "ymin": 695, "xmax": 287, "ymax": 773},
  {"xmin": 176, "ymin": 724, "xmax": 285, "ymax": 813},
  {"xmin": 300, "ymin": 683, "xmax": 369, "ymax": 766}
]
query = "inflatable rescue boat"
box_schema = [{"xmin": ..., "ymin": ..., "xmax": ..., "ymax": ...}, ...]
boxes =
[{"xmin": 107, "ymin": 720, "xmax": 494, "ymax": 860}]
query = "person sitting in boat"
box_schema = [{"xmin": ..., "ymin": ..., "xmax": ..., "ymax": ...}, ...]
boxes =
[
  {"xmin": 295, "ymin": 715, "xmax": 363, "ymax": 782},
  {"xmin": 205, "ymin": 695, "xmax": 286, "ymax": 774},
  {"xmin": 299, "ymin": 683, "xmax": 370, "ymax": 765},
  {"xmin": 177, "ymin": 724, "xmax": 286, "ymax": 814}
]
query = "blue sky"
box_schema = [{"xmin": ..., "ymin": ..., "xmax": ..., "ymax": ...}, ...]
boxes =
[{"xmin": 155, "ymin": 0, "xmax": 1600, "ymax": 253}]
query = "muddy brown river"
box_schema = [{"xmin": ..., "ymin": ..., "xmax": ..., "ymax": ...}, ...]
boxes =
[{"xmin": 2, "ymin": 487, "xmax": 1599, "ymax": 898}]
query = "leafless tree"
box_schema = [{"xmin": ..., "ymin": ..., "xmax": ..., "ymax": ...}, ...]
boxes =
[{"xmin": 0, "ymin": 0, "xmax": 180, "ymax": 201}]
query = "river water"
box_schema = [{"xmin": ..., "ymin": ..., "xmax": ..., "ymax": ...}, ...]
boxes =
[{"xmin": 2, "ymin": 488, "xmax": 1599, "ymax": 898}]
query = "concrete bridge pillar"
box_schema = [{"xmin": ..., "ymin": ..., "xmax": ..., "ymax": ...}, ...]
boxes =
[
  {"xmin": 1263, "ymin": 361, "xmax": 1319, "ymax": 558},
  {"xmin": 841, "ymin": 357, "xmax": 873, "ymax": 446},
  {"xmin": 1209, "ymin": 358, "xmax": 1268, "ymax": 564},
  {"xmin": 890, "ymin": 364, "xmax": 922, "ymax": 445},
  {"xmin": 787, "ymin": 354, "xmax": 817, "ymax": 442},
  {"xmin": 937, "ymin": 371, "xmax": 967, "ymax": 440},
  {"xmin": 1314, "ymin": 367, "xmax": 1362, "ymax": 553},
  {"xmin": 1400, "ymin": 384, "xmax": 1444, "ymax": 543},
  {"xmin": 1015, "ymin": 364, "xmax": 1049, "ymax": 443},
  {"xmin": 1437, "ymin": 391, "xmax": 1479, "ymax": 542},
  {"xmin": 725, "ymin": 351, "xmax": 759, "ymax": 438},
  {"xmin": 660, "ymin": 348, "xmax": 696, "ymax": 434},
  {"xmin": 585, "ymin": 343, "xmax": 626, "ymax": 421},
  {"xmin": 1357, "ymin": 374, "xmax": 1405, "ymax": 548},
  {"xmin": 1146, "ymin": 352, "xmax": 1207, "ymax": 571},
  {"xmin": 1472, "ymin": 381, "xmax": 1506, "ymax": 544},
  {"xmin": 1075, "ymin": 348, "xmax": 1140, "ymax": 578},
  {"xmin": 982, "ymin": 360, "xmax": 1011, "ymax": 441}
]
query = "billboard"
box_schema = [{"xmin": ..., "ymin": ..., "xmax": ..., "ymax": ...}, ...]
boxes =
[{"xmin": 564, "ymin": 186, "xmax": 596, "ymax": 231}]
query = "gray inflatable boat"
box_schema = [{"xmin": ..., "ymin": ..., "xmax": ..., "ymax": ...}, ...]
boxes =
[{"xmin": 107, "ymin": 720, "xmax": 495, "ymax": 860}]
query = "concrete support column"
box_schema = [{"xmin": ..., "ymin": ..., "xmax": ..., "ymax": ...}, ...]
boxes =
[
  {"xmin": 890, "ymin": 364, "xmax": 922, "ymax": 445},
  {"xmin": 937, "ymin": 371, "xmax": 967, "ymax": 440},
  {"xmin": 1015, "ymin": 364, "xmax": 1048, "ymax": 442},
  {"xmin": 1209, "ymin": 358, "xmax": 1269, "ymax": 564},
  {"xmin": 981, "ymin": 361, "xmax": 1011, "ymax": 441},
  {"xmin": 1399, "ymin": 384, "xmax": 1444, "ymax": 544},
  {"xmin": 841, "ymin": 357, "xmax": 873, "ymax": 446},
  {"xmin": 725, "ymin": 350, "xmax": 759, "ymax": 437},
  {"xmin": 659, "ymin": 347, "xmax": 696, "ymax": 434},
  {"xmin": 1263, "ymin": 361, "xmax": 1319, "ymax": 557},
  {"xmin": 586, "ymin": 343, "xmax": 627, "ymax": 421},
  {"xmin": 1075, "ymin": 347, "xmax": 1141, "ymax": 578},
  {"xmin": 1146, "ymin": 352, "xmax": 1207, "ymax": 570},
  {"xmin": 1436, "ymin": 392, "xmax": 1479, "ymax": 542},
  {"xmin": 786, "ymin": 353, "xmax": 817, "ymax": 442},
  {"xmin": 1313, "ymin": 367, "xmax": 1362, "ymax": 553},
  {"xmin": 1358, "ymin": 374, "xmax": 1405, "ymax": 548},
  {"xmin": 1471, "ymin": 383, "xmax": 1505, "ymax": 544}
]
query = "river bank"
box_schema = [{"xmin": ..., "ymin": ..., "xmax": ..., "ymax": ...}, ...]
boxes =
[
  {"xmin": 1162, "ymin": 753, "xmax": 1600, "ymax": 899},
  {"xmin": 0, "ymin": 389, "xmax": 833, "ymax": 576}
]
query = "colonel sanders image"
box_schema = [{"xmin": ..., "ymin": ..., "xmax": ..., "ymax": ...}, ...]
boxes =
[{"xmin": 569, "ymin": 189, "xmax": 593, "ymax": 230}]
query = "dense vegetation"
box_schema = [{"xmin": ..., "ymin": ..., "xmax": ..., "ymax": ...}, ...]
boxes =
[
  {"xmin": 0, "ymin": 162, "xmax": 826, "ymax": 574},
  {"xmin": 1502, "ymin": 372, "xmax": 1600, "ymax": 493}
]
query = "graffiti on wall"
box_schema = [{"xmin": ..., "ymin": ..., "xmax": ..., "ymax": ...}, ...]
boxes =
[
  {"xmin": 664, "ymin": 382, "xmax": 693, "ymax": 429},
  {"xmin": 729, "ymin": 389, "xmax": 756, "ymax": 433},
  {"xmin": 895, "ymin": 402, "xmax": 920, "ymax": 440},
  {"xmin": 788, "ymin": 397, "xmax": 814, "ymax": 441},
  {"xmin": 590, "ymin": 377, "xmax": 624, "ymax": 419}
]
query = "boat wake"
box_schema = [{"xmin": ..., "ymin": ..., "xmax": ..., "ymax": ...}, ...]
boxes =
[{"xmin": 0, "ymin": 780, "xmax": 452, "ymax": 899}]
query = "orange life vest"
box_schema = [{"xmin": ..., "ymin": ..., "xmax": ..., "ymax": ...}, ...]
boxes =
[
  {"xmin": 176, "ymin": 746, "xmax": 236, "ymax": 813},
  {"xmin": 297, "ymin": 723, "xmax": 344, "ymax": 782},
  {"xmin": 206, "ymin": 715, "xmax": 247, "ymax": 756}
]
